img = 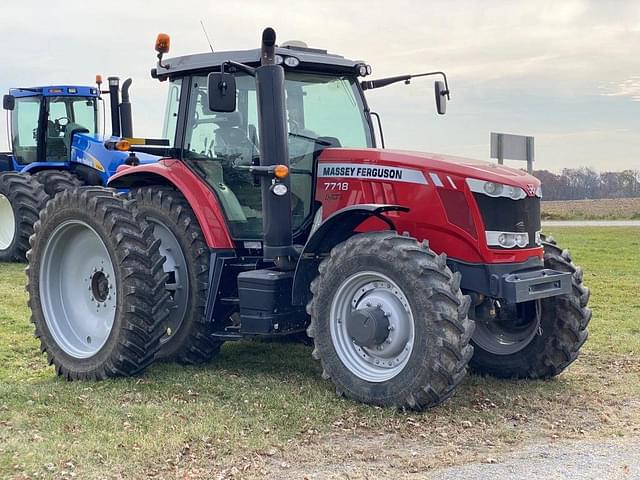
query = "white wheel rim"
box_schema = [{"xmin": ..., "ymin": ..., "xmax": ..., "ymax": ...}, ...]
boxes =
[
  {"xmin": 39, "ymin": 220, "xmax": 117, "ymax": 358},
  {"xmin": 148, "ymin": 218, "xmax": 189, "ymax": 343},
  {"xmin": 330, "ymin": 271, "xmax": 415, "ymax": 383},
  {"xmin": 0, "ymin": 194, "xmax": 16, "ymax": 251}
]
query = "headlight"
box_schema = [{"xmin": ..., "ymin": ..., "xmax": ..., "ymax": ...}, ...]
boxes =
[
  {"xmin": 466, "ymin": 178, "xmax": 526, "ymax": 200},
  {"xmin": 486, "ymin": 231, "xmax": 530, "ymax": 248}
]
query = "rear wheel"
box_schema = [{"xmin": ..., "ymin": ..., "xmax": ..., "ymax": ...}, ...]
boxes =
[
  {"xmin": 469, "ymin": 237, "xmax": 591, "ymax": 378},
  {"xmin": 0, "ymin": 172, "xmax": 48, "ymax": 263},
  {"xmin": 26, "ymin": 187, "xmax": 171, "ymax": 380},
  {"xmin": 132, "ymin": 186, "xmax": 224, "ymax": 364},
  {"xmin": 34, "ymin": 170, "xmax": 84, "ymax": 197},
  {"xmin": 307, "ymin": 232, "xmax": 474, "ymax": 410}
]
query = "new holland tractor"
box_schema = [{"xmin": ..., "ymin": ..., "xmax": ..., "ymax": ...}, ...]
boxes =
[
  {"xmin": 0, "ymin": 78, "xmax": 159, "ymax": 262},
  {"xmin": 25, "ymin": 28, "xmax": 591, "ymax": 409}
]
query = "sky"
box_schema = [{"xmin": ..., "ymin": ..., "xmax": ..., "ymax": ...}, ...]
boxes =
[{"xmin": 1, "ymin": 0, "xmax": 638, "ymax": 172}]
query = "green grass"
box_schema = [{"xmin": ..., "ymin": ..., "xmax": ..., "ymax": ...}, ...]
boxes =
[{"xmin": 0, "ymin": 228, "xmax": 639, "ymax": 478}]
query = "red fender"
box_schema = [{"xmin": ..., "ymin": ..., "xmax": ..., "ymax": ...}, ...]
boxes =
[{"xmin": 109, "ymin": 160, "xmax": 234, "ymax": 249}]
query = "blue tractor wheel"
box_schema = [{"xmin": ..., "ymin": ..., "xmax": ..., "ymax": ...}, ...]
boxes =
[
  {"xmin": 34, "ymin": 170, "xmax": 84, "ymax": 197},
  {"xmin": 0, "ymin": 173, "xmax": 48, "ymax": 262}
]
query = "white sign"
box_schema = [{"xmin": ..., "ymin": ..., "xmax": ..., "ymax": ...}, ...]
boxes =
[{"xmin": 318, "ymin": 163, "xmax": 428, "ymax": 185}]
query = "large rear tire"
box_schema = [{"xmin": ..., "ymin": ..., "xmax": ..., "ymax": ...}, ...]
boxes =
[
  {"xmin": 0, "ymin": 172, "xmax": 48, "ymax": 263},
  {"xmin": 307, "ymin": 232, "xmax": 474, "ymax": 410},
  {"xmin": 34, "ymin": 170, "xmax": 84, "ymax": 197},
  {"xmin": 132, "ymin": 186, "xmax": 224, "ymax": 364},
  {"xmin": 26, "ymin": 187, "xmax": 171, "ymax": 380},
  {"xmin": 469, "ymin": 236, "xmax": 591, "ymax": 378}
]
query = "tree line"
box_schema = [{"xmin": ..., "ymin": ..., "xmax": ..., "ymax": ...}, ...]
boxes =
[{"xmin": 532, "ymin": 168, "xmax": 640, "ymax": 201}]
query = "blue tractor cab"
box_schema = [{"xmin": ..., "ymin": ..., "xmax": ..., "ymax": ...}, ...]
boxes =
[{"xmin": 0, "ymin": 79, "xmax": 161, "ymax": 262}]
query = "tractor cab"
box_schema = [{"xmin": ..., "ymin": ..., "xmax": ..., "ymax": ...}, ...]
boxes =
[
  {"xmin": 2, "ymin": 86, "xmax": 99, "ymax": 171},
  {"xmin": 152, "ymin": 43, "xmax": 380, "ymax": 242}
]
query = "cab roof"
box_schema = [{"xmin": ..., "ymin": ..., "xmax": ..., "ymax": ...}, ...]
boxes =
[
  {"xmin": 9, "ymin": 86, "xmax": 99, "ymax": 98},
  {"xmin": 154, "ymin": 45, "xmax": 367, "ymax": 79}
]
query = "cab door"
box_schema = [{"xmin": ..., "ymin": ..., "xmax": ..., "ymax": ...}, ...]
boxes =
[{"xmin": 10, "ymin": 95, "xmax": 42, "ymax": 165}]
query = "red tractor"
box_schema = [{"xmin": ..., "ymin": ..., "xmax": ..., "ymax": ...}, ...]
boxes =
[{"xmin": 26, "ymin": 28, "xmax": 590, "ymax": 409}]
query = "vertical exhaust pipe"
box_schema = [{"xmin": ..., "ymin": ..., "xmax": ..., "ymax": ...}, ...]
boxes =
[
  {"xmin": 120, "ymin": 78, "xmax": 134, "ymax": 138},
  {"xmin": 255, "ymin": 27, "xmax": 296, "ymax": 267},
  {"xmin": 107, "ymin": 76, "xmax": 121, "ymax": 137}
]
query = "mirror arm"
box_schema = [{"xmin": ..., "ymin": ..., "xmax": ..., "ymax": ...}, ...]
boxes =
[
  {"xmin": 361, "ymin": 71, "xmax": 451, "ymax": 99},
  {"xmin": 223, "ymin": 60, "xmax": 256, "ymax": 77}
]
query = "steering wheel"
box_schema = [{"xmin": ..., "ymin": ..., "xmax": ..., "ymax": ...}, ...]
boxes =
[{"xmin": 54, "ymin": 117, "xmax": 70, "ymax": 134}]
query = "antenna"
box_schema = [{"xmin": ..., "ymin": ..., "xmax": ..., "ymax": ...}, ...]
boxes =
[{"xmin": 200, "ymin": 20, "xmax": 214, "ymax": 53}]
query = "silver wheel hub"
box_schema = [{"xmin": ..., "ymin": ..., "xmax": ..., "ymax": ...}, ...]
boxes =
[
  {"xmin": 330, "ymin": 272, "xmax": 414, "ymax": 383},
  {"xmin": 149, "ymin": 219, "xmax": 189, "ymax": 342},
  {"xmin": 0, "ymin": 194, "xmax": 16, "ymax": 251},
  {"xmin": 473, "ymin": 300, "xmax": 541, "ymax": 355},
  {"xmin": 40, "ymin": 221, "xmax": 116, "ymax": 358}
]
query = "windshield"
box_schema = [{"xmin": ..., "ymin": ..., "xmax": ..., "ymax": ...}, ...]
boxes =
[{"xmin": 177, "ymin": 71, "xmax": 372, "ymax": 239}]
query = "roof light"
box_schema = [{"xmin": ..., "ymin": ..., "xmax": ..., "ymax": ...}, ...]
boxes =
[
  {"xmin": 68, "ymin": 88, "xmax": 78, "ymax": 94},
  {"xmin": 155, "ymin": 33, "xmax": 171, "ymax": 54},
  {"xmin": 95, "ymin": 74, "xmax": 103, "ymax": 86},
  {"xmin": 366, "ymin": 64, "xmax": 372, "ymax": 75},
  {"xmin": 283, "ymin": 56, "xmax": 300, "ymax": 67},
  {"xmin": 357, "ymin": 64, "xmax": 368, "ymax": 76},
  {"xmin": 274, "ymin": 55, "xmax": 284, "ymax": 65}
]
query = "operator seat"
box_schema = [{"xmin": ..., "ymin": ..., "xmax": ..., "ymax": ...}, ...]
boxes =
[
  {"xmin": 46, "ymin": 120, "xmax": 67, "ymax": 161},
  {"xmin": 212, "ymin": 111, "xmax": 257, "ymax": 165}
]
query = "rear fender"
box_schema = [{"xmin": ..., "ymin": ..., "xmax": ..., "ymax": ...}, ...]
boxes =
[
  {"xmin": 20, "ymin": 162, "xmax": 69, "ymax": 175},
  {"xmin": 291, "ymin": 204, "xmax": 409, "ymax": 306},
  {"xmin": 108, "ymin": 161, "xmax": 235, "ymax": 249}
]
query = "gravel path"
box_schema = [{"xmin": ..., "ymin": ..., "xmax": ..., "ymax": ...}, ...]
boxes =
[
  {"xmin": 430, "ymin": 437, "xmax": 640, "ymax": 480},
  {"xmin": 543, "ymin": 220, "xmax": 640, "ymax": 227}
]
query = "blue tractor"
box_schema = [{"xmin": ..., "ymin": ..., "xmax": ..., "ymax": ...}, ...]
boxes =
[{"xmin": 0, "ymin": 78, "xmax": 159, "ymax": 262}]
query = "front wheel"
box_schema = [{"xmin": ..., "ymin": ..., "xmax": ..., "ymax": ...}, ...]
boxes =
[
  {"xmin": 469, "ymin": 236, "xmax": 591, "ymax": 378},
  {"xmin": 26, "ymin": 187, "xmax": 171, "ymax": 380},
  {"xmin": 307, "ymin": 232, "xmax": 474, "ymax": 410}
]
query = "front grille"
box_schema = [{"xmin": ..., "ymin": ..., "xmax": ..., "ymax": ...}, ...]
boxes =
[{"xmin": 473, "ymin": 194, "xmax": 541, "ymax": 248}]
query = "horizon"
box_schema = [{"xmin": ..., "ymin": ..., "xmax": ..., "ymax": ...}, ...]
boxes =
[{"xmin": 1, "ymin": 0, "xmax": 638, "ymax": 173}]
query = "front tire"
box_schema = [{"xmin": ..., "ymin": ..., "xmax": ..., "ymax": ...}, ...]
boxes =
[
  {"xmin": 469, "ymin": 236, "xmax": 591, "ymax": 378},
  {"xmin": 132, "ymin": 187, "xmax": 224, "ymax": 364},
  {"xmin": 26, "ymin": 187, "xmax": 171, "ymax": 380},
  {"xmin": 0, "ymin": 173, "xmax": 48, "ymax": 263},
  {"xmin": 307, "ymin": 232, "xmax": 474, "ymax": 410}
]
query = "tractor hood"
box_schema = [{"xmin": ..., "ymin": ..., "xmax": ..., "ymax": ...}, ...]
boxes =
[{"xmin": 317, "ymin": 148, "xmax": 540, "ymax": 190}]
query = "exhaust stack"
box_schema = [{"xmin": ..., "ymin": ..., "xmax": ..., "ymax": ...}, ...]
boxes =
[
  {"xmin": 255, "ymin": 28, "xmax": 297, "ymax": 267},
  {"xmin": 120, "ymin": 78, "xmax": 134, "ymax": 138},
  {"xmin": 107, "ymin": 77, "xmax": 121, "ymax": 137}
]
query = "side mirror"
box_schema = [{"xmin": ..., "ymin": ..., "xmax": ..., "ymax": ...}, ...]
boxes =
[
  {"xmin": 3, "ymin": 95, "xmax": 15, "ymax": 111},
  {"xmin": 207, "ymin": 72, "xmax": 237, "ymax": 113},
  {"xmin": 434, "ymin": 81, "xmax": 447, "ymax": 115}
]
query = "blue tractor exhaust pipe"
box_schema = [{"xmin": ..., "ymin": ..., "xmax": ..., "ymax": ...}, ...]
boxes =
[
  {"xmin": 120, "ymin": 78, "xmax": 134, "ymax": 138},
  {"xmin": 107, "ymin": 77, "xmax": 121, "ymax": 137}
]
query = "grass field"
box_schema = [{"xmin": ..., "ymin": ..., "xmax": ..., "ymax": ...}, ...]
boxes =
[
  {"xmin": 542, "ymin": 197, "xmax": 640, "ymax": 220},
  {"xmin": 1, "ymin": 228, "xmax": 639, "ymax": 479}
]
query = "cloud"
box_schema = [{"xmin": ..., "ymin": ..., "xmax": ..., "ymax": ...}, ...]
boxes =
[
  {"xmin": 0, "ymin": 0, "xmax": 638, "ymax": 171},
  {"xmin": 600, "ymin": 76, "xmax": 640, "ymax": 102}
]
